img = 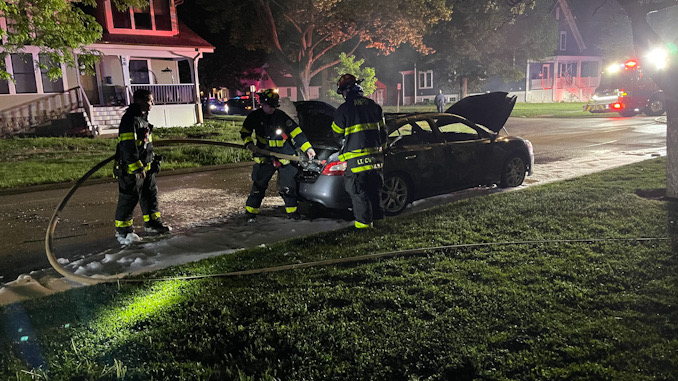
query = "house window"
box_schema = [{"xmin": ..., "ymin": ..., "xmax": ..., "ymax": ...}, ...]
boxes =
[
  {"xmin": 581, "ymin": 61, "xmax": 599, "ymax": 77},
  {"xmin": 560, "ymin": 31, "xmax": 567, "ymax": 51},
  {"xmin": 109, "ymin": 0, "xmax": 174, "ymax": 32},
  {"xmin": 0, "ymin": 79, "xmax": 9, "ymax": 94},
  {"xmin": 129, "ymin": 60, "xmax": 150, "ymax": 84},
  {"xmin": 39, "ymin": 54, "xmax": 64, "ymax": 93},
  {"xmin": 11, "ymin": 53, "xmax": 37, "ymax": 94},
  {"xmin": 555, "ymin": 7, "xmax": 560, "ymax": 20},
  {"xmin": 418, "ymin": 70, "xmax": 433, "ymax": 89}
]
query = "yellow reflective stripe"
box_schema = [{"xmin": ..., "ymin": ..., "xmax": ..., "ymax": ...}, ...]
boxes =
[
  {"xmin": 331, "ymin": 121, "xmax": 344, "ymax": 134},
  {"xmin": 301, "ymin": 142, "xmax": 312, "ymax": 152},
  {"xmin": 118, "ymin": 132, "xmax": 135, "ymax": 142},
  {"xmin": 290, "ymin": 127, "xmax": 302, "ymax": 138},
  {"xmin": 115, "ymin": 219, "xmax": 134, "ymax": 228},
  {"xmin": 339, "ymin": 147, "xmax": 382, "ymax": 161},
  {"xmin": 148, "ymin": 134, "xmax": 153, "ymax": 142},
  {"xmin": 143, "ymin": 213, "xmax": 161, "ymax": 222},
  {"xmin": 136, "ymin": 140, "xmax": 144, "ymax": 146},
  {"xmin": 256, "ymin": 135, "xmax": 267, "ymax": 144},
  {"xmin": 246, "ymin": 206, "xmax": 259, "ymax": 214},
  {"xmin": 254, "ymin": 157, "xmax": 268, "ymax": 163},
  {"xmin": 345, "ymin": 122, "xmax": 381, "ymax": 135},
  {"xmin": 286, "ymin": 206, "xmax": 298, "ymax": 213},
  {"xmin": 268, "ymin": 139, "xmax": 285, "ymax": 147},
  {"xmin": 350, "ymin": 163, "xmax": 382, "ymax": 173},
  {"xmin": 128, "ymin": 160, "xmax": 143, "ymax": 173},
  {"xmin": 243, "ymin": 136, "xmax": 254, "ymax": 144},
  {"xmin": 279, "ymin": 159, "xmax": 290, "ymax": 165},
  {"xmin": 355, "ymin": 221, "xmax": 373, "ymax": 229},
  {"xmin": 144, "ymin": 162, "xmax": 152, "ymax": 171}
]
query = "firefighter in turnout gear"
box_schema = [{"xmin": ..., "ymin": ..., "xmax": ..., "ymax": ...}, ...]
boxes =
[
  {"xmin": 241, "ymin": 89, "xmax": 316, "ymax": 222},
  {"xmin": 114, "ymin": 89, "xmax": 171, "ymax": 244},
  {"xmin": 332, "ymin": 74, "xmax": 387, "ymax": 229}
]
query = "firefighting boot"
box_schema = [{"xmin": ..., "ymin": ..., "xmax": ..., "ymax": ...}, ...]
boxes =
[
  {"xmin": 144, "ymin": 219, "xmax": 172, "ymax": 235},
  {"xmin": 115, "ymin": 227, "xmax": 142, "ymax": 245},
  {"xmin": 245, "ymin": 212, "xmax": 257, "ymax": 223}
]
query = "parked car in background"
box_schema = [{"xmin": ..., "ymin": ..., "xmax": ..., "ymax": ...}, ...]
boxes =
[
  {"xmin": 226, "ymin": 96, "xmax": 256, "ymax": 115},
  {"xmin": 295, "ymin": 92, "xmax": 534, "ymax": 215},
  {"xmin": 208, "ymin": 98, "xmax": 228, "ymax": 114}
]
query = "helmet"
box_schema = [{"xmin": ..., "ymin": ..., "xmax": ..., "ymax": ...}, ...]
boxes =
[
  {"xmin": 336, "ymin": 73, "xmax": 363, "ymax": 94},
  {"xmin": 258, "ymin": 89, "xmax": 280, "ymax": 107}
]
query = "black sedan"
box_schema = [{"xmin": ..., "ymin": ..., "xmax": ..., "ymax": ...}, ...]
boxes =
[{"xmin": 295, "ymin": 92, "xmax": 534, "ymax": 215}]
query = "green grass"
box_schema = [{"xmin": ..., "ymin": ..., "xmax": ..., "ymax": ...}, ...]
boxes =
[
  {"xmin": 1, "ymin": 158, "xmax": 676, "ymax": 380},
  {"xmin": 0, "ymin": 119, "xmax": 250, "ymax": 189}
]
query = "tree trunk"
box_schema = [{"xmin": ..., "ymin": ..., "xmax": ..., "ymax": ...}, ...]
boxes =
[
  {"xmin": 666, "ymin": 98, "xmax": 678, "ymax": 197},
  {"xmin": 297, "ymin": 67, "xmax": 312, "ymax": 101},
  {"xmin": 460, "ymin": 77, "xmax": 468, "ymax": 99}
]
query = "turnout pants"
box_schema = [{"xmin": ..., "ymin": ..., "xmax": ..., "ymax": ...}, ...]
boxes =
[
  {"xmin": 115, "ymin": 172, "xmax": 159, "ymax": 231},
  {"xmin": 246, "ymin": 162, "xmax": 299, "ymax": 215},
  {"xmin": 345, "ymin": 170, "xmax": 384, "ymax": 228}
]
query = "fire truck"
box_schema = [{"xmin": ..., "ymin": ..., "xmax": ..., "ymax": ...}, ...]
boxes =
[{"xmin": 585, "ymin": 59, "xmax": 665, "ymax": 117}]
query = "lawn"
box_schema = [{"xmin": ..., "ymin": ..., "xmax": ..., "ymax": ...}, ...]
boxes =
[
  {"xmin": 0, "ymin": 158, "xmax": 676, "ymax": 380},
  {"xmin": 0, "ymin": 102, "xmax": 608, "ymax": 190}
]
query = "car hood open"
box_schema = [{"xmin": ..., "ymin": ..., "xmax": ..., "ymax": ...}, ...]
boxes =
[
  {"xmin": 444, "ymin": 92, "xmax": 516, "ymax": 133},
  {"xmin": 294, "ymin": 101, "xmax": 338, "ymax": 142}
]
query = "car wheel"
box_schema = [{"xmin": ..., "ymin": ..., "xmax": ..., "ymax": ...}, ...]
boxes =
[
  {"xmin": 500, "ymin": 156, "xmax": 527, "ymax": 188},
  {"xmin": 380, "ymin": 174, "xmax": 410, "ymax": 216},
  {"xmin": 644, "ymin": 97, "xmax": 665, "ymax": 116}
]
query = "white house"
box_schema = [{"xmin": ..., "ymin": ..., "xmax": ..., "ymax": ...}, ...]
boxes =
[{"xmin": 0, "ymin": 0, "xmax": 214, "ymax": 136}]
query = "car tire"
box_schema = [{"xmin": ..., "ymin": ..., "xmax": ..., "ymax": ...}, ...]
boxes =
[
  {"xmin": 380, "ymin": 173, "xmax": 410, "ymax": 216},
  {"xmin": 644, "ymin": 97, "xmax": 665, "ymax": 116},
  {"xmin": 500, "ymin": 155, "xmax": 527, "ymax": 188}
]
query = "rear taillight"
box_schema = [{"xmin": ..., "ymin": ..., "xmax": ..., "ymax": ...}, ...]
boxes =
[
  {"xmin": 321, "ymin": 160, "xmax": 347, "ymax": 176},
  {"xmin": 612, "ymin": 102, "xmax": 623, "ymax": 110}
]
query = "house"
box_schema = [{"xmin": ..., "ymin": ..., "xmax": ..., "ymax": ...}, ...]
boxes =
[
  {"xmin": 525, "ymin": 0, "xmax": 602, "ymax": 102},
  {"xmin": 396, "ymin": 65, "xmax": 458, "ymax": 106},
  {"xmin": 365, "ymin": 80, "xmax": 388, "ymax": 106},
  {"xmin": 0, "ymin": 0, "xmax": 214, "ymax": 136},
  {"xmin": 234, "ymin": 65, "xmax": 323, "ymax": 102}
]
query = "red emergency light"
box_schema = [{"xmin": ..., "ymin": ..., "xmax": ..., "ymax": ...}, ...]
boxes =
[
  {"xmin": 624, "ymin": 59, "xmax": 638, "ymax": 69},
  {"xmin": 612, "ymin": 102, "xmax": 623, "ymax": 110}
]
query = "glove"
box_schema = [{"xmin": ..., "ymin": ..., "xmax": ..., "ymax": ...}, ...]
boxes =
[
  {"xmin": 149, "ymin": 154, "xmax": 163, "ymax": 174},
  {"xmin": 245, "ymin": 142, "xmax": 257, "ymax": 153},
  {"xmin": 306, "ymin": 148, "xmax": 316, "ymax": 160}
]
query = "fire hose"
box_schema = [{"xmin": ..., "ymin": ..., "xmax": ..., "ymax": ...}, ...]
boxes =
[
  {"xmin": 45, "ymin": 139, "xmax": 669, "ymax": 286},
  {"xmin": 45, "ymin": 139, "xmax": 322, "ymax": 285}
]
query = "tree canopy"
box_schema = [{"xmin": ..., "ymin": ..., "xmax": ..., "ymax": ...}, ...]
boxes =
[{"xmin": 199, "ymin": 0, "xmax": 451, "ymax": 100}]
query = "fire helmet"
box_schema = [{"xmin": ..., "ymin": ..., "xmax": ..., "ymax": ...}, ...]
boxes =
[
  {"xmin": 336, "ymin": 73, "xmax": 363, "ymax": 94},
  {"xmin": 258, "ymin": 89, "xmax": 280, "ymax": 108}
]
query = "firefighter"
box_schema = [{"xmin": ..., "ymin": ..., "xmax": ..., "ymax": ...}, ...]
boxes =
[
  {"xmin": 332, "ymin": 74, "xmax": 387, "ymax": 229},
  {"xmin": 241, "ymin": 89, "xmax": 316, "ymax": 222},
  {"xmin": 114, "ymin": 89, "xmax": 171, "ymax": 244}
]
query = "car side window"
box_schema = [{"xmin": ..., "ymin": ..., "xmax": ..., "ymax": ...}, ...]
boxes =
[
  {"xmin": 389, "ymin": 121, "xmax": 433, "ymax": 145},
  {"xmin": 436, "ymin": 119, "xmax": 479, "ymax": 142}
]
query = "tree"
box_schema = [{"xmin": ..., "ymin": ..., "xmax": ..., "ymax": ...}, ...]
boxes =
[
  {"xmin": 327, "ymin": 52, "xmax": 377, "ymax": 103},
  {"xmin": 613, "ymin": 0, "xmax": 678, "ymax": 197},
  {"xmin": 423, "ymin": 0, "xmax": 556, "ymax": 97},
  {"xmin": 0, "ymin": 0, "xmax": 145, "ymax": 81},
  {"xmin": 200, "ymin": 0, "xmax": 451, "ymax": 100}
]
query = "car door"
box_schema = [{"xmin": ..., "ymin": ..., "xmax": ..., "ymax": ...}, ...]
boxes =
[
  {"xmin": 433, "ymin": 116, "xmax": 493, "ymax": 189},
  {"xmin": 385, "ymin": 117, "xmax": 448, "ymax": 197}
]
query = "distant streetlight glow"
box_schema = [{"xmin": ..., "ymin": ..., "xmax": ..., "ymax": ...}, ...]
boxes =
[{"xmin": 646, "ymin": 47, "xmax": 668, "ymax": 70}]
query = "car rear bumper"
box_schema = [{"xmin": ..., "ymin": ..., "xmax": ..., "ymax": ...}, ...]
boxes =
[{"xmin": 298, "ymin": 175, "xmax": 351, "ymax": 209}]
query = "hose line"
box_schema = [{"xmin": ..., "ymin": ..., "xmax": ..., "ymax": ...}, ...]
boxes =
[{"xmin": 45, "ymin": 139, "xmax": 669, "ymax": 285}]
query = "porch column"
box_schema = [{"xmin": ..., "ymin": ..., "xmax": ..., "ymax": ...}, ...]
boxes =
[
  {"xmin": 119, "ymin": 56, "xmax": 131, "ymax": 105},
  {"xmin": 191, "ymin": 53, "xmax": 204, "ymax": 124},
  {"xmin": 552, "ymin": 57, "xmax": 559, "ymax": 102}
]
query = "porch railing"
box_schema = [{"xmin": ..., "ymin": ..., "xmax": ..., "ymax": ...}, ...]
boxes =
[
  {"xmin": 130, "ymin": 84, "xmax": 195, "ymax": 105},
  {"xmin": 0, "ymin": 87, "xmax": 84, "ymax": 136}
]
